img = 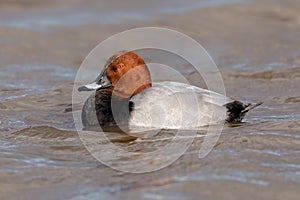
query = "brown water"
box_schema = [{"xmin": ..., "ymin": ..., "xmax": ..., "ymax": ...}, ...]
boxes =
[{"xmin": 0, "ymin": 0, "xmax": 300, "ymax": 199}]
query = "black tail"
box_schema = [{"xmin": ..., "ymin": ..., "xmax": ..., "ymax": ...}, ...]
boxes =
[{"xmin": 225, "ymin": 101, "xmax": 262, "ymax": 123}]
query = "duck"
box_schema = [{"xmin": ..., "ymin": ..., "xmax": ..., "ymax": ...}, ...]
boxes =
[{"xmin": 78, "ymin": 51, "xmax": 262, "ymax": 129}]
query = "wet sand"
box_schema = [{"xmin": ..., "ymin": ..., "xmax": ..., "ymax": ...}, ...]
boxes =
[{"xmin": 0, "ymin": 0, "xmax": 300, "ymax": 199}]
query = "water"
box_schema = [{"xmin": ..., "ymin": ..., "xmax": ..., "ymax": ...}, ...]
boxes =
[
  {"xmin": 0, "ymin": 64, "xmax": 75, "ymax": 101},
  {"xmin": 1, "ymin": 0, "xmax": 300, "ymax": 199},
  {"xmin": 0, "ymin": 0, "xmax": 252, "ymax": 30}
]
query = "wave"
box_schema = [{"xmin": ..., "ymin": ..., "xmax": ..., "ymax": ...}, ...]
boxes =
[
  {"xmin": 7, "ymin": 126, "xmax": 77, "ymax": 140},
  {"xmin": 230, "ymin": 67, "xmax": 300, "ymax": 80}
]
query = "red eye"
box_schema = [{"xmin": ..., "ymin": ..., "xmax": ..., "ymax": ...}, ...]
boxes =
[{"xmin": 118, "ymin": 63, "xmax": 125, "ymax": 69}]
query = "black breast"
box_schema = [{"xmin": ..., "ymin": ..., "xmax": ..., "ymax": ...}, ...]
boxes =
[{"xmin": 81, "ymin": 89, "xmax": 133, "ymax": 129}]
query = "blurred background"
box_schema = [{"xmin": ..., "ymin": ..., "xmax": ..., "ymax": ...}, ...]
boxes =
[{"xmin": 0, "ymin": 0, "xmax": 299, "ymax": 199}]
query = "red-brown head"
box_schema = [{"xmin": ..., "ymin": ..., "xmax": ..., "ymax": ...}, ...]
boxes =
[{"xmin": 78, "ymin": 51, "xmax": 152, "ymax": 98}]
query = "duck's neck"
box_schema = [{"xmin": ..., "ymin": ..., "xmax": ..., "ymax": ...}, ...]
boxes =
[{"xmin": 111, "ymin": 82, "xmax": 152, "ymax": 99}]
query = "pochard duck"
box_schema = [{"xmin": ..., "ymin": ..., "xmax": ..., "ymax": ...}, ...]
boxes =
[{"xmin": 78, "ymin": 51, "xmax": 262, "ymax": 129}]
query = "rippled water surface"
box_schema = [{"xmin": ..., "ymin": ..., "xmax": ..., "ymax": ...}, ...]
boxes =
[{"xmin": 0, "ymin": 0, "xmax": 300, "ymax": 199}]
